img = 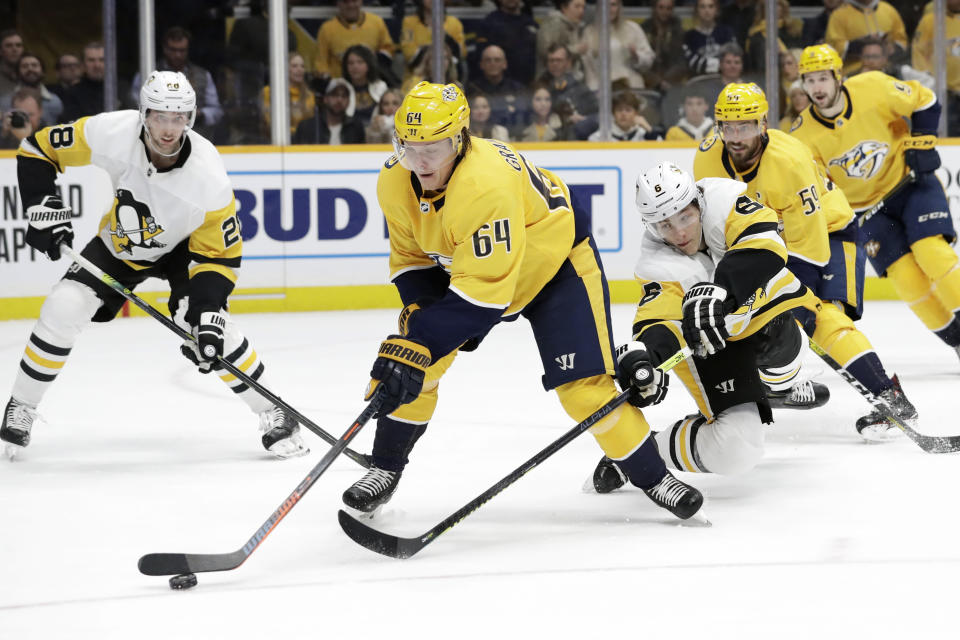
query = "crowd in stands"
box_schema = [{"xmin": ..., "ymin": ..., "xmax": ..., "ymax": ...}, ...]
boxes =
[{"xmin": 1, "ymin": 0, "xmax": 957, "ymax": 148}]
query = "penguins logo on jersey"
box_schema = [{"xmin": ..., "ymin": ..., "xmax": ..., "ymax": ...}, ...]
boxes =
[
  {"xmin": 109, "ymin": 189, "xmax": 166, "ymax": 254},
  {"xmin": 828, "ymin": 141, "xmax": 889, "ymax": 180}
]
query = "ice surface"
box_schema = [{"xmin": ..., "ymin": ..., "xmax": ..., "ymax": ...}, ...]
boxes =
[{"xmin": 1, "ymin": 302, "xmax": 957, "ymax": 638}]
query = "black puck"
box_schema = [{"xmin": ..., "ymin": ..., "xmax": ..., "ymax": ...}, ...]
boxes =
[{"xmin": 169, "ymin": 573, "xmax": 198, "ymax": 590}]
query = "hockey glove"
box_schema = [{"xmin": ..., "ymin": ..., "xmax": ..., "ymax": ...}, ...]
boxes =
[
  {"xmin": 365, "ymin": 335, "xmax": 431, "ymax": 417},
  {"xmin": 616, "ymin": 341, "xmax": 669, "ymax": 408},
  {"xmin": 681, "ymin": 282, "xmax": 730, "ymax": 358},
  {"xmin": 25, "ymin": 196, "xmax": 74, "ymax": 261},
  {"xmin": 180, "ymin": 311, "xmax": 227, "ymax": 374},
  {"xmin": 904, "ymin": 135, "xmax": 940, "ymax": 174}
]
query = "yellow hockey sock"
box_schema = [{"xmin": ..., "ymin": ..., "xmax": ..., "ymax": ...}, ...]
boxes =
[
  {"xmin": 911, "ymin": 236, "xmax": 960, "ymax": 314},
  {"xmin": 887, "ymin": 252, "xmax": 954, "ymax": 331},
  {"xmin": 556, "ymin": 375, "xmax": 651, "ymax": 460}
]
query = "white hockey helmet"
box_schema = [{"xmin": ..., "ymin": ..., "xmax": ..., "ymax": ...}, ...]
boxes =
[
  {"xmin": 139, "ymin": 70, "xmax": 197, "ymax": 130},
  {"xmin": 635, "ymin": 161, "xmax": 705, "ymax": 239}
]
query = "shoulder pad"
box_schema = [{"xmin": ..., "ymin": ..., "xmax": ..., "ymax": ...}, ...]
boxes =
[{"xmin": 634, "ymin": 233, "xmax": 710, "ymax": 287}]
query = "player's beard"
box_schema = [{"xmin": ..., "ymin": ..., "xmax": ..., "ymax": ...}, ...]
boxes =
[{"xmin": 726, "ymin": 136, "xmax": 763, "ymax": 171}]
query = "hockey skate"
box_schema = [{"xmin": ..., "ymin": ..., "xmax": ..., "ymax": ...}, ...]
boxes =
[
  {"xmin": 258, "ymin": 406, "xmax": 309, "ymax": 459},
  {"xmin": 1, "ymin": 398, "xmax": 37, "ymax": 460},
  {"xmin": 855, "ymin": 375, "xmax": 916, "ymax": 442},
  {"xmin": 342, "ymin": 466, "xmax": 402, "ymax": 513},
  {"xmin": 764, "ymin": 379, "xmax": 830, "ymax": 410},
  {"xmin": 642, "ymin": 469, "xmax": 704, "ymax": 521},
  {"xmin": 587, "ymin": 456, "xmax": 627, "ymax": 494}
]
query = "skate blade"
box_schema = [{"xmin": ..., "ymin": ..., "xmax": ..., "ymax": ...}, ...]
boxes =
[
  {"xmin": 858, "ymin": 425, "xmax": 906, "ymax": 443},
  {"xmin": 684, "ymin": 511, "xmax": 712, "ymax": 527},
  {"xmin": 581, "ymin": 475, "xmax": 597, "ymax": 493},
  {"xmin": 3, "ymin": 442, "xmax": 23, "ymax": 461}
]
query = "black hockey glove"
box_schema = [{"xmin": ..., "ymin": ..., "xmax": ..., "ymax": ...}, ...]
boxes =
[
  {"xmin": 25, "ymin": 195, "xmax": 74, "ymax": 261},
  {"xmin": 904, "ymin": 135, "xmax": 940, "ymax": 174},
  {"xmin": 180, "ymin": 311, "xmax": 227, "ymax": 374},
  {"xmin": 681, "ymin": 282, "xmax": 730, "ymax": 358},
  {"xmin": 616, "ymin": 341, "xmax": 669, "ymax": 408},
  {"xmin": 365, "ymin": 335, "xmax": 431, "ymax": 417}
]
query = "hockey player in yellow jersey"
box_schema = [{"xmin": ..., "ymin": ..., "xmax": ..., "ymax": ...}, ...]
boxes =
[
  {"xmin": 791, "ymin": 44, "xmax": 958, "ymax": 429},
  {"xmin": 593, "ymin": 162, "xmax": 823, "ymax": 491},
  {"xmin": 696, "ymin": 82, "xmax": 917, "ymax": 440},
  {"xmin": 341, "ymin": 82, "xmax": 704, "ymax": 521},
  {"xmin": 0, "ymin": 71, "xmax": 309, "ymax": 460}
]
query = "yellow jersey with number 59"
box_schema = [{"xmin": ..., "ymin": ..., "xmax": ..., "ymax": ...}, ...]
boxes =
[
  {"xmin": 378, "ymin": 137, "xmax": 575, "ymax": 315},
  {"xmin": 17, "ymin": 110, "xmax": 241, "ymax": 284},
  {"xmin": 694, "ymin": 128, "xmax": 854, "ymax": 268},
  {"xmin": 789, "ymin": 71, "xmax": 936, "ymax": 211}
]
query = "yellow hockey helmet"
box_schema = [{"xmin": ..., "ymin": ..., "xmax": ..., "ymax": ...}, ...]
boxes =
[
  {"xmin": 798, "ymin": 44, "xmax": 843, "ymax": 80},
  {"xmin": 714, "ymin": 83, "xmax": 769, "ymax": 123},
  {"xmin": 394, "ymin": 81, "xmax": 470, "ymax": 144}
]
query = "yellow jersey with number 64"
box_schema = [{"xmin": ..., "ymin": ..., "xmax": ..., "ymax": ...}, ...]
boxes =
[
  {"xmin": 789, "ymin": 71, "xmax": 936, "ymax": 211},
  {"xmin": 695, "ymin": 128, "xmax": 854, "ymax": 268},
  {"xmin": 378, "ymin": 137, "xmax": 576, "ymax": 315}
]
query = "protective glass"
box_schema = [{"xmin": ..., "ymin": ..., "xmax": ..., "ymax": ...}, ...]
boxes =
[
  {"xmin": 718, "ymin": 120, "xmax": 762, "ymax": 142},
  {"xmin": 393, "ymin": 135, "xmax": 458, "ymax": 173}
]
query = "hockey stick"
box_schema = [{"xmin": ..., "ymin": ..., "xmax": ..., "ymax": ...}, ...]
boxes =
[
  {"xmin": 807, "ymin": 338, "xmax": 960, "ymax": 453},
  {"xmin": 856, "ymin": 171, "xmax": 915, "ymax": 227},
  {"xmin": 338, "ymin": 347, "xmax": 690, "ymax": 559},
  {"xmin": 60, "ymin": 244, "xmax": 370, "ymax": 468},
  {"xmin": 138, "ymin": 397, "xmax": 381, "ymax": 577}
]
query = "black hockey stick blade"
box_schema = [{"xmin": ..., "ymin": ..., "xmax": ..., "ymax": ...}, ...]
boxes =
[
  {"xmin": 139, "ymin": 399, "xmax": 380, "ymax": 577},
  {"xmin": 338, "ymin": 349, "xmax": 691, "ymax": 559},
  {"xmin": 60, "ymin": 244, "xmax": 370, "ymax": 469},
  {"xmin": 808, "ymin": 338, "xmax": 960, "ymax": 454}
]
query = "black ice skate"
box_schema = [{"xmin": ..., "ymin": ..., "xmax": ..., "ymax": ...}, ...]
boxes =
[
  {"xmin": 342, "ymin": 466, "xmax": 402, "ymax": 512},
  {"xmin": 591, "ymin": 456, "xmax": 627, "ymax": 494},
  {"xmin": 1, "ymin": 397, "xmax": 37, "ymax": 459},
  {"xmin": 642, "ymin": 469, "xmax": 704, "ymax": 520},
  {"xmin": 855, "ymin": 374, "xmax": 917, "ymax": 442},
  {"xmin": 258, "ymin": 406, "xmax": 309, "ymax": 459},
  {"xmin": 764, "ymin": 379, "xmax": 830, "ymax": 410}
]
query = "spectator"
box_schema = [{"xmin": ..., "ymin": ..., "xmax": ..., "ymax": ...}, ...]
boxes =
[
  {"xmin": 10, "ymin": 53, "xmax": 62, "ymax": 124},
  {"xmin": 61, "ymin": 42, "xmax": 108, "ymax": 123},
  {"xmin": 261, "ymin": 52, "xmax": 315, "ymax": 135},
  {"xmin": 0, "ymin": 87, "xmax": 41, "ymax": 149},
  {"xmin": 722, "ymin": 0, "xmax": 758, "ymax": 49},
  {"xmin": 859, "ymin": 35, "xmax": 934, "ymax": 86},
  {"xmin": 129, "ymin": 27, "xmax": 223, "ymax": 139},
  {"xmin": 224, "ymin": 2, "xmax": 297, "ymax": 69},
  {"xmin": 588, "ymin": 90, "xmax": 654, "ymax": 141},
  {"xmin": 365, "ymin": 87, "xmax": 402, "ymax": 143},
  {"xmin": 0, "ymin": 30, "xmax": 23, "ymax": 107},
  {"xmin": 473, "ymin": 0, "xmax": 538, "ymax": 86},
  {"xmin": 803, "ymin": 0, "xmax": 844, "ymax": 46},
  {"xmin": 536, "ymin": 0, "xmax": 588, "ymax": 81},
  {"xmin": 401, "ymin": 42, "xmax": 458, "ymax": 94},
  {"xmin": 826, "ymin": 0, "xmax": 908, "ymax": 75},
  {"xmin": 539, "ymin": 43, "xmax": 598, "ymax": 121},
  {"xmin": 469, "ymin": 93, "xmax": 510, "ymax": 141},
  {"xmin": 47, "ymin": 54, "xmax": 82, "ymax": 102},
  {"xmin": 719, "ymin": 42, "xmax": 746, "ymax": 86},
  {"xmin": 779, "ymin": 80, "xmax": 809, "ymax": 131},
  {"xmin": 665, "ymin": 92, "xmax": 713, "ymax": 142},
  {"xmin": 642, "ymin": 0, "xmax": 688, "ymax": 91},
  {"xmin": 400, "ymin": 0, "xmax": 466, "ymax": 67},
  {"xmin": 314, "ymin": 0, "xmax": 395, "ymax": 81},
  {"xmin": 342, "ymin": 44, "xmax": 389, "ymax": 125},
  {"xmin": 911, "ymin": 2, "xmax": 958, "ymax": 95},
  {"xmin": 467, "ymin": 44, "xmax": 529, "ymax": 132},
  {"xmin": 745, "ymin": 0, "xmax": 802, "ymax": 75},
  {"xmin": 582, "ymin": 0, "xmax": 654, "ymax": 91},
  {"xmin": 292, "ymin": 78, "xmax": 366, "ymax": 145},
  {"xmin": 518, "ymin": 85, "xmax": 562, "ymax": 142},
  {"xmin": 683, "ymin": 0, "xmax": 736, "ymax": 77}
]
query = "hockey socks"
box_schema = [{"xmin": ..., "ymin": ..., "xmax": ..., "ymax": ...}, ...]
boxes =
[{"xmin": 370, "ymin": 416, "xmax": 428, "ymax": 472}]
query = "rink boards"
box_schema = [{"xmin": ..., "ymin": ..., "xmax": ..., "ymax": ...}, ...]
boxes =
[{"xmin": 2, "ymin": 140, "xmax": 959, "ymax": 320}]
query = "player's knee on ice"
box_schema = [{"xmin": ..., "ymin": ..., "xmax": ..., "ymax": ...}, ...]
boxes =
[{"xmin": 660, "ymin": 403, "xmax": 764, "ymax": 475}]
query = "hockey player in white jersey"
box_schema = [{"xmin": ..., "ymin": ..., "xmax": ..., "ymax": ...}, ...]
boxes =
[
  {"xmin": 1, "ymin": 71, "xmax": 308, "ymax": 460},
  {"xmin": 594, "ymin": 162, "xmax": 824, "ymax": 490}
]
